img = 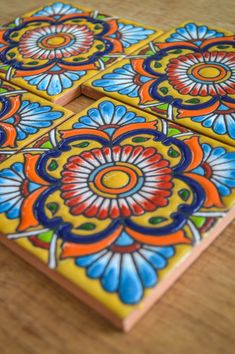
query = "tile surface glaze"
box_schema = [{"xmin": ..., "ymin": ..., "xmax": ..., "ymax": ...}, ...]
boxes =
[
  {"xmin": 0, "ymin": 79, "xmax": 72, "ymax": 163},
  {"xmin": 0, "ymin": 2, "xmax": 161, "ymax": 105},
  {"xmin": 1, "ymin": 97, "xmax": 235, "ymax": 330},
  {"xmin": 84, "ymin": 22, "xmax": 235, "ymax": 146}
]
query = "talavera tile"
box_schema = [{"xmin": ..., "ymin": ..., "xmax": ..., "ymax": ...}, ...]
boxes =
[
  {"xmin": 1, "ymin": 97, "xmax": 235, "ymax": 330},
  {"xmin": 0, "ymin": 2, "xmax": 162, "ymax": 105},
  {"xmin": 83, "ymin": 22, "xmax": 235, "ymax": 147},
  {"xmin": 0, "ymin": 79, "xmax": 72, "ymax": 164}
]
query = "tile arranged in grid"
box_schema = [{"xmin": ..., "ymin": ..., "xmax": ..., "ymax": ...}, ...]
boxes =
[
  {"xmin": 1, "ymin": 97, "xmax": 235, "ymax": 330},
  {"xmin": 0, "ymin": 79, "xmax": 72, "ymax": 164},
  {"xmin": 0, "ymin": 2, "xmax": 162, "ymax": 105},
  {"xmin": 83, "ymin": 22, "xmax": 235, "ymax": 146}
]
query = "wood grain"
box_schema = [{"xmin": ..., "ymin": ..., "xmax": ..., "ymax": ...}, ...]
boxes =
[{"xmin": 0, "ymin": 1, "xmax": 235, "ymax": 353}]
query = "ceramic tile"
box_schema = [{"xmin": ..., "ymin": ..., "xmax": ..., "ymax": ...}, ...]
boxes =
[
  {"xmin": 0, "ymin": 79, "xmax": 73, "ymax": 164},
  {"xmin": 1, "ymin": 97, "xmax": 235, "ymax": 330},
  {"xmin": 83, "ymin": 22, "xmax": 235, "ymax": 146},
  {"xmin": 0, "ymin": 2, "xmax": 161, "ymax": 105}
]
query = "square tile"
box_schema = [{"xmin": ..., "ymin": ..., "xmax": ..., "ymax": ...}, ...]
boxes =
[
  {"xmin": 0, "ymin": 79, "xmax": 72, "ymax": 163},
  {"xmin": 83, "ymin": 22, "xmax": 235, "ymax": 146},
  {"xmin": 1, "ymin": 97, "xmax": 235, "ymax": 330},
  {"xmin": 0, "ymin": 2, "xmax": 161, "ymax": 105}
]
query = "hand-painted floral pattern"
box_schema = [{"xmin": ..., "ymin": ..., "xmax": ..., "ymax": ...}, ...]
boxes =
[
  {"xmin": 115, "ymin": 23, "xmax": 154, "ymax": 48},
  {"xmin": 19, "ymin": 24, "xmax": 94, "ymax": 59},
  {"xmin": 76, "ymin": 231, "xmax": 175, "ymax": 304},
  {"xmin": 166, "ymin": 22, "xmax": 224, "ymax": 45},
  {"xmin": 73, "ymin": 100, "xmax": 146, "ymax": 135},
  {"xmin": 1, "ymin": 99, "xmax": 233, "ymax": 304},
  {"xmin": 5, "ymin": 100, "xmax": 63, "ymax": 141},
  {"xmin": 92, "ymin": 23, "xmax": 235, "ymax": 144},
  {"xmin": 0, "ymin": 82, "xmax": 64, "ymax": 149},
  {"xmin": 33, "ymin": 2, "xmax": 82, "ymax": 17},
  {"xmin": 166, "ymin": 52, "xmax": 235, "ymax": 96},
  {"xmin": 61, "ymin": 145, "xmax": 173, "ymax": 219},
  {"xmin": 94, "ymin": 63, "xmax": 151, "ymax": 98},
  {"xmin": 192, "ymin": 144, "xmax": 235, "ymax": 196},
  {"xmin": 192, "ymin": 103, "xmax": 235, "ymax": 139},
  {"xmin": 0, "ymin": 2, "xmax": 156, "ymax": 98}
]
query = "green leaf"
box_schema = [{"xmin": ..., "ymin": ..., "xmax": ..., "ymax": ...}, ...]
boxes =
[
  {"xmin": 154, "ymin": 62, "xmax": 162, "ymax": 68},
  {"xmin": 156, "ymin": 103, "xmax": 168, "ymax": 111},
  {"xmin": 146, "ymin": 50, "xmax": 155, "ymax": 56},
  {"xmin": 73, "ymin": 57, "xmax": 84, "ymax": 61},
  {"xmin": 78, "ymin": 223, "xmax": 96, "ymax": 230},
  {"xmin": 186, "ymin": 98, "xmax": 200, "ymax": 104},
  {"xmin": 132, "ymin": 137, "xmax": 150, "ymax": 143},
  {"xmin": 178, "ymin": 189, "xmax": 190, "ymax": 201},
  {"xmin": 160, "ymin": 87, "xmax": 168, "ymax": 94},
  {"xmin": 167, "ymin": 128, "xmax": 181, "ymax": 137},
  {"xmin": 11, "ymin": 32, "xmax": 18, "ymax": 38},
  {"xmin": 96, "ymin": 44, "xmax": 104, "ymax": 50},
  {"xmin": 48, "ymin": 159, "xmax": 58, "ymax": 171},
  {"xmin": 171, "ymin": 49, "xmax": 182, "ymax": 54},
  {"xmin": 94, "ymin": 24, "xmax": 102, "ymax": 30},
  {"xmin": 41, "ymin": 141, "xmax": 53, "ymax": 149},
  {"xmin": 149, "ymin": 216, "xmax": 167, "ymax": 224},
  {"xmin": 217, "ymin": 45, "xmax": 230, "ymax": 49},
  {"xmin": 168, "ymin": 147, "xmax": 179, "ymax": 157},
  {"xmin": 38, "ymin": 230, "xmax": 54, "ymax": 243},
  {"xmin": 8, "ymin": 52, "xmax": 16, "ymax": 58},
  {"xmin": 27, "ymin": 61, "xmax": 39, "ymax": 65},
  {"xmin": 73, "ymin": 141, "xmax": 89, "ymax": 148},
  {"xmin": 46, "ymin": 202, "xmax": 59, "ymax": 215},
  {"xmin": 190, "ymin": 216, "xmax": 206, "ymax": 228},
  {"xmin": 102, "ymin": 56, "xmax": 110, "ymax": 63}
]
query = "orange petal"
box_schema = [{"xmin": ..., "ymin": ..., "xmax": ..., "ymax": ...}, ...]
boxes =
[
  {"xmin": 60, "ymin": 128, "xmax": 109, "ymax": 141},
  {"xmin": 184, "ymin": 136, "xmax": 203, "ymax": 171},
  {"xmin": 105, "ymin": 19, "xmax": 119, "ymax": 36},
  {"xmin": 112, "ymin": 121, "xmax": 157, "ymax": 140},
  {"xmin": 126, "ymin": 227, "xmax": 191, "ymax": 246},
  {"xmin": 223, "ymin": 101, "xmax": 235, "ymax": 109},
  {"xmin": 0, "ymin": 123, "xmax": 17, "ymax": 147},
  {"xmin": 185, "ymin": 172, "xmax": 223, "ymax": 208},
  {"xmin": 132, "ymin": 58, "xmax": 156, "ymax": 78},
  {"xmin": 0, "ymin": 95, "xmax": 21, "ymax": 121},
  {"xmin": 15, "ymin": 63, "xmax": 55, "ymax": 77},
  {"xmin": 24, "ymin": 154, "xmax": 49, "ymax": 185},
  {"xmin": 178, "ymin": 100, "xmax": 220, "ymax": 118},
  {"xmin": 18, "ymin": 186, "xmax": 48, "ymax": 231},
  {"xmin": 61, "ymin": 225, "xmax": 123, "ymax": 258},
  {"xmin": 200, "ymin": 36, "xmax": 234, "ymax": 49},
  {"xmin": 156, "ymin": 40, "xmax": 197, "ymax": 51},
  {"xmin": 139, "ymin": 79, "xmax": 157, "ymax": 104},
  {"xmin": 60, "ymin": 62, "xmax": 96, "ymax": 71}
]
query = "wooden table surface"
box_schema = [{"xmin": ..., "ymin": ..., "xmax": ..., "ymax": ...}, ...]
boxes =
[{"xmin": 0, "ymin": 1, "xmax": 235, "ymax": 353}]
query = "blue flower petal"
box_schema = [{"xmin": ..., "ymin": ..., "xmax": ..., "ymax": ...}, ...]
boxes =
[
  {"xmin": 119, "ymin": 254, "xmax": 143, "ymax": 304},
  {"xmin": 87, "ymin": 251, "xmax": 112, "ymax": 278},
  {"xmin": 101, "ymin": 253, "xmax": 121, "ymax": 292},
  {"xmin": 76, "ymin": 250, "xmax": 106, "ymax": 267},
  {"xmin": 133, "ymin": 253, "xmax": 157, "ymax": 287},
  {"xmin": 140, "ymin": 248, "xmax": 167, "ymax": 269}
]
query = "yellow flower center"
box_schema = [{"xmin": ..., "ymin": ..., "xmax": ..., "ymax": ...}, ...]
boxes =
[
  {"xmin": 46, "ymin": 35, "xmax": 66, "ymax": 46},
  {"xmin": 102, "ymin": 170, "xmax": 129, "ymax": 189},
  {"xmin": 198, "ymin": 66, "xmax": 221, "ymax": 79}
]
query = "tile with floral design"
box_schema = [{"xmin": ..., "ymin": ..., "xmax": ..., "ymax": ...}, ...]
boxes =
[
  {"xmin": 1, "ymin": 97, "xmax": 235, "ymax": 330},
  {"xmin": 0, "ymin": 2, "xmax": 161, "ymax": 105},
  {"xmin": 0, "ymin": 79, "xmax": 73, "ymax": 164},
  {"xmin": 83, "ymin": 22, "xmax": 235, "ymax": 147}
]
